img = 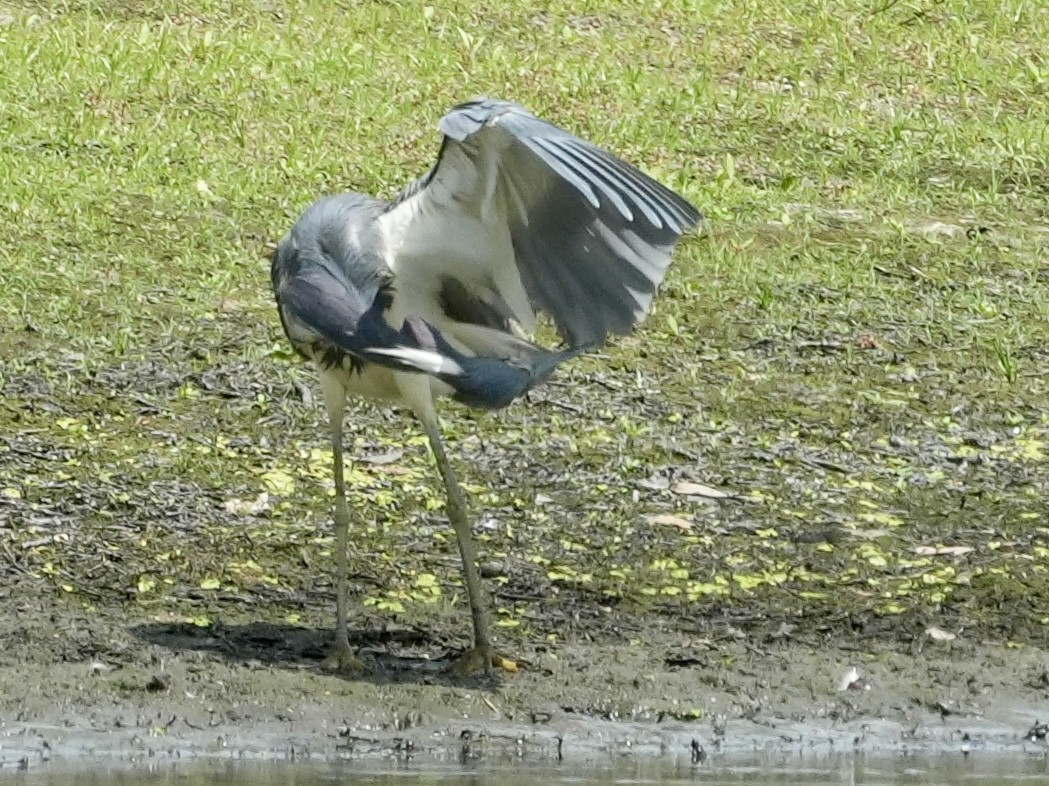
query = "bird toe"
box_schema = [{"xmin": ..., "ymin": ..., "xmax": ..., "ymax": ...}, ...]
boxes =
[
  {"xmin": 449, "ymin": 645, "xmax": 518, "ymax": 675},
  {"xmin": 322, "ymin": 643, "xmax": 370, "ymax": 676}
]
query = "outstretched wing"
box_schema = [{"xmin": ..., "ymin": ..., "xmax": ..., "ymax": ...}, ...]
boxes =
[{"xmin": 377, "ymin": 97, "xmax": 701, "ymax": 348}]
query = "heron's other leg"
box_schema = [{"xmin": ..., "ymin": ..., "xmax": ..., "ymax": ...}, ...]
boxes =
[
  {"xmin": 419, "ymin": 415, "xmax": 494, "ymax": 673},
  {"xmin": 320, "ymin": 375, "xmax": 366, "ymax": 674}
]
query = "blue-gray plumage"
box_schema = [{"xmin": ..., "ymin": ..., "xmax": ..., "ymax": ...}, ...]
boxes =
[{"xmin": 271, "ymin": 97, "xmax": 701, "ymax": 674}]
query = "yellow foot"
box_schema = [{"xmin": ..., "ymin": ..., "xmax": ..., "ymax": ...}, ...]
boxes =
[
  {"xmin": 321, "ymin": 641, "xmax": 369, "ymax": 675},
  {"xmin": 450, "ymin": 646, "xmax": 519, "ymax": 675}
]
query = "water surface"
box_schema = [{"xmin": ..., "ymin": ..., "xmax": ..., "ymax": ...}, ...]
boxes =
[{"xmin": 9, "ymin": 756, "xmax": 1049, "ymax": 786}]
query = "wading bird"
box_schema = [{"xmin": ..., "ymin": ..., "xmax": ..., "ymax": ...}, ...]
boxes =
[{"xmin": 271, "ymin": 98, "xmax": 700, "ymax": 674}]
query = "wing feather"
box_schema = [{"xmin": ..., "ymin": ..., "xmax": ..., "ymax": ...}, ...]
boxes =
[
  {"xmin": 530, "ymin": 137, "xmax": 637, "ymax": 222},
  {"xmin": 379, "ymin": 97, "xmax": 701, "ymax": 347}
]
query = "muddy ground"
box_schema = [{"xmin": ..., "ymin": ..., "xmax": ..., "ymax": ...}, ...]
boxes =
[
  {"xmin": 2, "ymin": 584, "xmax": 1049, "ymax": 769},
  {"xmin": 3, "ymin": 226, "xmax": 1049, "ymax": 769},
  {"xmin": 3, "ymin": 324, "xmax": 1049, "ymax": 767}
]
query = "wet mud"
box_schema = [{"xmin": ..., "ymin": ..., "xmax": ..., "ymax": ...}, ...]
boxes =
[{"xmin": 2, "ymin": 585, "xmax": 1048, "ymax": 769}]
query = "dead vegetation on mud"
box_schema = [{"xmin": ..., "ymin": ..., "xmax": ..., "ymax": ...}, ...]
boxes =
[{"xmin": 2, "ymin": 248, "xmax": 1047, "ymax": 667}]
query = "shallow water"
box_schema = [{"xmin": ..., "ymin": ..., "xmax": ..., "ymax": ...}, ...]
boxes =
[{"xmin": 9, "ymin": 757, "xmax": 1049, "ymax": 786}]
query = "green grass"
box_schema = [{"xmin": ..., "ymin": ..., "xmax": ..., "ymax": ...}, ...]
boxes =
[{"xmin": 1, "ymin": 0, "xmax": 1048, "ymax": 648}]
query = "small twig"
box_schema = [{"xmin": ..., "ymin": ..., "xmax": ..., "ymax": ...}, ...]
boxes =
[
  {"xmin": 0, "ymin": 541, "xmax": 37, "ymax": 579},
  {"xmin": 869, "ymin": 0, "xmax": 904, "ymax": 15},
  {"xmin": 532, "ymin": 397, "xmax": 583, "ymax": 415},
  {"xmin": 798, "ymin": 457, "xmax": 852, "ymax": 475},
  {"xmin": 797, "ymin": 340, "xmax": 844, "ymax": 351},
  {"xmin": 20, "ymin": 536, "xmax": 56, "ymax": 550}
]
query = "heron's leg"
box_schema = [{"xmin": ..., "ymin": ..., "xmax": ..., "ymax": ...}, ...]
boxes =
[
  {"xmin": 320, "ymin": 377, "xmax": 366, "ymax": 674},
  {"xmin": 419, "ymin": 417, "xmax": 493, "ymax": 671}
]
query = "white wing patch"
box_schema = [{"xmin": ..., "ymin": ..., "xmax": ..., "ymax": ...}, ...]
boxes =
[{"xmin": 366, "ymin": 347, "xmax": 464, "ymax": 377}]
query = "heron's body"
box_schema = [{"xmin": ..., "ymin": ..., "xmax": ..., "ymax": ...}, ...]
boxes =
[
  {"xmin": 273, "ymin": 195, "xmax": 454, "ymax": 412},
  {"xmin": 271, "ymin": 98, "xmax": 701, "ymax": 673}
]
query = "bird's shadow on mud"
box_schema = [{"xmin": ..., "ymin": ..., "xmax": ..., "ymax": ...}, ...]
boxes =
[{"xmin": 131, "ymin": 620, "xmax": 500, "ymax": 688}]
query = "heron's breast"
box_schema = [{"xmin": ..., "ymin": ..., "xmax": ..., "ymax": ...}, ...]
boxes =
[{"xmin": 312, "ymin": 350, "xmax": 454, "ymax": 406}]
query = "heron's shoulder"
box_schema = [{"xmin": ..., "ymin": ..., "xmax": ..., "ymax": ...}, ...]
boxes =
[{"xmin": 437, "ymin": 97, "xmax": 533, "ymax": 141}]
